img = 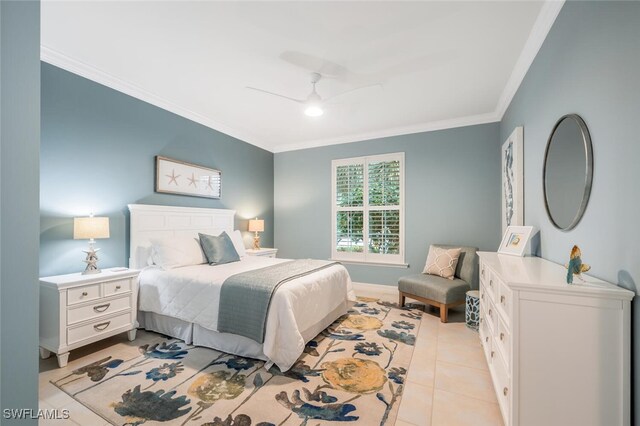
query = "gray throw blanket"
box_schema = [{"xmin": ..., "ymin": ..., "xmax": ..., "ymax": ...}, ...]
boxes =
[{"xmin": 218, "ymin": 259, "xmax": 339, "ymax": 343}]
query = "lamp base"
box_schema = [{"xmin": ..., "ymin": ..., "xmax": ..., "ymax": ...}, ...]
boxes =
[
  {"xmin": 82, "ymin": 244, "xmax": 102, "ymax": 275},
  {"xmin": 253, "ymin": 234, "xmax": 261, "ymax": 250}
]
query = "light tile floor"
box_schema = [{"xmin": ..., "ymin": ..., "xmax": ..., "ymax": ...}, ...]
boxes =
[
  {"xmin": 38, "ymin": 286, "xmax": 503, "ymax": 426},
  {"xmin": 356, "ymin": 285, "xmax": 503, "ymax": 426}
]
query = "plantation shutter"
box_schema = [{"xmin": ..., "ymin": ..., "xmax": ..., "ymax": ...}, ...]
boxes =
[
  {"xmin": 368, "ymin": 160, "xmax": 401, "ymax": 255},
  {"xmin": 332, "ymin": 153, "xmax": 404, "ymax": 265},
  {"xmin": 335, "ymin": 163, "xmax": 364, "ymax": 254}
]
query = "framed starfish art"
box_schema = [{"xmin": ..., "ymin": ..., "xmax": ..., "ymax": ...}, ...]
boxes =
[{"xmin": 155, "ymin": 156, "xmax": 221, "ymax": 199}]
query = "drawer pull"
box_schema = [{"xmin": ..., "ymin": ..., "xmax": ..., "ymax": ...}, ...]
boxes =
[
  {"xmin": 500, "ymin": 333, "xmax": 504, "ymax": 341},
  {"xmin": 479, "ymin": 318, "xmax": 483, "ymax": 323},
  {"xmin": 485, "ymin": 336, "xmax": 489, "ymax": 343},
  {"xmin": 81, "ymin": 291, "xmax": 88, "ymax": 297},
  {"xmin": 93, "ymin": 303, "xmax": 111, "ymax": 313},
  {"xmin": 491, "ymin": 351, "xmax": 495, "ymax": 358},
  {"xmin": 481, "ymin": 294, "xmax": 485, "ymax": 300},
  {"xmin": 503, "ymin": 387, "xmax": 509, "ymax": 397},
  {"xmin": 481, "ymin": 268, "xmax": 485, "ymax": 277},
  {"xmin": 93, "ymin": 321, "xmax": 111, "ymax": 331},
  {"xmin": 489, "ymin": 309, "xmax": 492, "ymax": 316},
  {"xmin": 115, "ymin": 285, "xmax": 122, "ymax": 290},
  {"xmin": 489, "ymin": 280, "xmax": 493, "ymax": 287},
  {"xmin": 501, "ymin": 295, "xmax": 506, "ymax": 304}
]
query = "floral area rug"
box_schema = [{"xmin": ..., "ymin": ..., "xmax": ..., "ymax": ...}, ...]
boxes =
[{"xmin": 51, "ymin": 297, "xmax": 422, "ymax": 426}]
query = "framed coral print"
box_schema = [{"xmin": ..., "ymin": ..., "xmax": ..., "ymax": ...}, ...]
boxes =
[
  {"xmin": 498, "ymin": 225, "xmax": 534, "ymax": 257},
  {"xmin": 155, "ymin": 156, "xmax": 221, "ymax": 199},
  {"xmin": 502, "ymin": 127, "xmax": 524, "ymax": 236}
]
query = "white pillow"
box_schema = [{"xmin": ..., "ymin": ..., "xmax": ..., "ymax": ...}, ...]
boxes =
[
  {"xmin": 229, "ymin": 230, "xmax": 247, "ymax": 258},
  {"xmin": 423, "ymin": 245, "xmax": 461, "ymax": 280},
  {"xmin": 149, "ymin": 235, "xmax": 207, "ymax": 269}
]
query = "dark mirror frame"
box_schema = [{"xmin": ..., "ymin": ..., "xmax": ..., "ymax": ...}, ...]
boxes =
[{"xmin": 542, "ymin": 114, "xmax": 594, "ymax": 232}]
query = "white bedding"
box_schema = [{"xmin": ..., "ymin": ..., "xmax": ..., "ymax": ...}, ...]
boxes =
[{"xmin": 138, "ymin": 256, "xmax": 355, "ymax": 370}]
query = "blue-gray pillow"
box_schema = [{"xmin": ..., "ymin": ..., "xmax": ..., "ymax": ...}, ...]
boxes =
[{"xmin": 198, "ymin": 231, "xmax": 240, "ymax": 265}]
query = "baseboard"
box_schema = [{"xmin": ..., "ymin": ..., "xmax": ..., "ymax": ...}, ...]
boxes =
[{"xmin": 352, "ymin": 282, "xmax": 397, "ymax": 295}]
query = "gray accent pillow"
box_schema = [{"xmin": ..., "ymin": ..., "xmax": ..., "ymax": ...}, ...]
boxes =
[{"xmin": 198, "ymin": 231, "xmax": 240, "ymax": 265}]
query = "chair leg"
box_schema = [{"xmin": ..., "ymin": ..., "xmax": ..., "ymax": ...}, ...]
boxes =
[
  {"xmin": 399, "ymin": 292, "xmax": 406, "ymax": 307},
  {"xmin": 440, "ymin": 304, "xmax": 448, "ymax": 323}
]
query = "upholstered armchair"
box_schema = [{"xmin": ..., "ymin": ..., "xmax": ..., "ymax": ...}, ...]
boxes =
[{"xmin": 398, "ymin": 245, "xmax": 478, "ymax": 322}]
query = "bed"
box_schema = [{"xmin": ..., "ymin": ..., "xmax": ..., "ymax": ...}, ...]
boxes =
[{"xmin": 129, "ymin": 204, "xmax": 355, "ymax": 371}]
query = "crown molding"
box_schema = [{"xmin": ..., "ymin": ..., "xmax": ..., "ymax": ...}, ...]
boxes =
[
  {"xmin": 42, "ymin": 1, "xmax": 562, "ymax": 154},
  {"xmin": 40, "ymin": 46, "xmax": 273, "ymax": 152},
  {"xmin": 271, "ymin": 111, "xmax": 501, "ymax": 153},
  {"xmin": 494, "ymin": 0, "xmax": 565, "ymax": 120}
]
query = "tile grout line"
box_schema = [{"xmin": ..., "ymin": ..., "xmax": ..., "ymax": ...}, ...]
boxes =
[
  {"xmin": 433, "ymin": 386, "xmax": 502, "ymax": 407},
  {"xmin": 433, "ymin": 358, "xmax": 490, "ymax": 374},
  {"xmin": 433, "ymin": 323, "xmax": 502, "ymax": 409},
  {"xmin": 430, "ymin": 322, "xmax": 441, "ymax": 426}
]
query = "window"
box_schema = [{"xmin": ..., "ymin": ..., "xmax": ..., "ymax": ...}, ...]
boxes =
[{"xmin": 331, "ymin": 152, "xmax": 405, "ymax": 265}]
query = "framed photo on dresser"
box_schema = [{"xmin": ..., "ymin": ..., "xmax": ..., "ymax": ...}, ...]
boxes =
[{"xmin": 498, "ymin": 225, "xmax": 534, "ymax": 257}]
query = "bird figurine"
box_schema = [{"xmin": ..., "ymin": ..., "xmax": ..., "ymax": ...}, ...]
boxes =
[{"xmin": 566, "ymin": 245, "xmax": 590, "ymax": 284}]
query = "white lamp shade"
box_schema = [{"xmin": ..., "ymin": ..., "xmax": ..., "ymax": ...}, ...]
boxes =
[
  {"xmin": 248, "ymin": 219, "xmax": 264, "ymax": 233},
  {"xmin": 74, "ymin": 217, "xmax": 110, "ymax": 240}
]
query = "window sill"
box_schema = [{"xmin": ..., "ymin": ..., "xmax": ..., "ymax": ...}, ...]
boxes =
[{"xmin": 330, "ymin": 259, "xmax": 409, "ymax": 268}]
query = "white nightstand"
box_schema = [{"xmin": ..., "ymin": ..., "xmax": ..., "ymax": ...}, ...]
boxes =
[
  {"xmin": 245, "ymin": 248, "xmax": 278, "ymax": 258},
  {"xmin": 39, "ymin": 268, "xmax": 140, "ymax": 367}
]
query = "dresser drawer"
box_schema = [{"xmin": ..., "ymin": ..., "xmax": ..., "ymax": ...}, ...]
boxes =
[
  {"xmin": 486, "ymin": 298, "xmax": 497, "ymax": 334},
  {"xmin": 496, "ymin": 315, "xmax": 511, "ymax": 367},
  {"xmin": 67, "ymin": 284, "xmax": 100, "ymax": 305},
  {"xmin": 67, "ymin": 311, "xmax": 132, "ymax": 346},
  {"xmin": 480, "ymin": 319, "xmax": 492, "ymax": 366},
  {"xmin": 67, "ymin": 295, "xmax": 132, "ymax": 326},
  {"xmin": 497, "ymin": 279, "xmax": 512, "ymax": 323},
  {"xmin": 486, "ymin": 272, "xmax": 498, "ymax": 302},
  {"xmin": 480, "ymin": 261, "xmax": 488, "ymax": 285},
  {"xmin": 492, "ymin": 340, "xmax": 511, "ymax": 422},
  {"xmin": 104, "ymin": 279, "xmax": 131, "ymax": 297},
  {"xmin": 479, "ymin": 283, "xmax": 487, "ymax": 305}
]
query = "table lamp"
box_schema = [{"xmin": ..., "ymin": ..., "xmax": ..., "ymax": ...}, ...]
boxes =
[
  {"xmin": 74, "ymin": 215, "xmax": 110, "ymax": 274},
  {"xmin": 248, "ymin": 218, "xmax": 264, "ymax": 250}
]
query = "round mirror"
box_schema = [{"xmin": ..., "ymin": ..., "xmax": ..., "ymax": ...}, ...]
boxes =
[{"xmin": 543, "ymin": 114, "xmax": 593, "ymax": 231}]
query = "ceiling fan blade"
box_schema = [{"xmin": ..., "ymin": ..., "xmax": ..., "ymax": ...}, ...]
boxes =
[
  {"xmin": 324, "ymin": 83, "xmax": 383, "ymax": 104},
  {"xmin": 280, "ymin": 51, "xmax": 355, "ymax": 80},
  {"xmin": 246, "ymin": 86, "xmax": 305, "ymax": 104}
]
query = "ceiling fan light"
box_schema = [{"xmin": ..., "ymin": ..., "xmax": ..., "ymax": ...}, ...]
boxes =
[{"xmin": 304, "ymin": 105, "xmax": 324, "ymax": 117}]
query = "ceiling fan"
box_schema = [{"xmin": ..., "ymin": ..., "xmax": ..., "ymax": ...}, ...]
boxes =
[{"xmin": 246, "ymin": 72, "xmax": 381, "ymax": 117}]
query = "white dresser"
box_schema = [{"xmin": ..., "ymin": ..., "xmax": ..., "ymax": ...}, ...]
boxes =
[
  {"xmin": 478, "ymin": 252, "xmax": 633, "ymax": 426},
  {"xmin": 39, "ymin": 268, "xmax": 139, "ymax": 367}
]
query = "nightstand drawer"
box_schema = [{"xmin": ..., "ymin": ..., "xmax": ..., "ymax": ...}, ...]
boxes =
[
  {"xmin": 67, "ymin": 311, "xmax": 132, "ymax": 345},
  {"xmin": 104, "ymin": 279, "xmax": 131, "ymax": 297},
  {"xmin": 245, "ymin": 248, "xmax": 278, "ymax": 258},
  {"xmin": 67, "ymin": 284, "xmax": 100, "ymax": 305},
  {"xmin": 67, "ymin": 295, "xmax": 132, "ymax": 326}
]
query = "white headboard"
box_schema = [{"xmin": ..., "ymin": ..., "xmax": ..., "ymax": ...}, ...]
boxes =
[{"xmin": 128, "ymin": 204, "xmax": 236, "ymax": 269}]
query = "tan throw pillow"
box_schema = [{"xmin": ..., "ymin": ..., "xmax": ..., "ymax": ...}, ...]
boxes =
[{"xmin": 423, "ymin": 246, "xmax": 462, "ymax": 280}]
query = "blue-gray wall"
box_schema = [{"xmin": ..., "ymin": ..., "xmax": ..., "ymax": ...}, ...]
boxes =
[
  {"xmin": 1, "ymin": 0, "xmax": 40, "ymax": 422},
  {"xmin": 41, "ymin": 64, "xmax": 274, "ymax": 277},
  {"xmin": 274, "ymin": 123, "xmax": 501, "ymax": 285},
  {"xmin": 499, "ymin": 1, "xmax": 640, "ymax": 420}
]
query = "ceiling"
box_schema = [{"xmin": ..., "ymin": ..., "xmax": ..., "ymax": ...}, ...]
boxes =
[{"xmin": 41, "ymin": 1, "xmax": 563, "ymax": 153}]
